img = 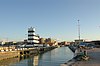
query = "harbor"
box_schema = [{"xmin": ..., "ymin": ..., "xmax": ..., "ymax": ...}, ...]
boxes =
[
  {"xmin": 1, "ymin": 0, "xmax": 100, "ymax": 66},
  {"xmin": 0, "ymin": 27, "xmax": 100, "ymax": 66},
  {"xmin": 0, "ymin": 47, "xmax": 74, "ymax": 66},
  {"xmin": 0, "ymin": 27, "xmax": 75, "ymax": 66}
]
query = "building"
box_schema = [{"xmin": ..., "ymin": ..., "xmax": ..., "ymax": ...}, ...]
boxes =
[
  {"xmin": 45, "ymin": 38, "xmax": 56, "ymax": 46},
  {"xmin": 39, "ymin": 38, "xmax": 46, "ymax": 44},
  {"xmin": 74, "ymin": 39, "xmax": 85, "ymax": 44},
  {"xmin": 58, "ymin": 41, "xmax": 71, "ymax": 46},
  {"xmin": 91, "ymin": 40, "xmax": 100, "ymax": 48},
  {"xmin": 28, "ymin": 27, "xmax": 39, "ymax": 47}
]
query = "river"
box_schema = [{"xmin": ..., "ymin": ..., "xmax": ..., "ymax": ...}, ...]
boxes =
[{"xmin": 0, "ymin": 47, "xmax": 74, "ymax": 66}]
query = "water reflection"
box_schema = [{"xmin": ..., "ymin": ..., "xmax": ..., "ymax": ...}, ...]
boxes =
[
  {"xmin": 33, "ymin": 56, "xmax": 39, "ymax": 66},
  {"xmin": 38, "ymin": 47, "xmax": 74, "ymax": 66}
]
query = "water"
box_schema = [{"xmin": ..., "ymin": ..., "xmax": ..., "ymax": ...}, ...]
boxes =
[{"xmin": 0, "ymin": 47, "xmax": 74, "ymax": 66}]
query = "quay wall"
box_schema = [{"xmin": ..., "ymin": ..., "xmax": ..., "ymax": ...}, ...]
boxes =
[
  {"xmin": 68, "ymin": 45, "xmax": 77, "ymax": 53},
  {"xmin": 0, "ymin": 51, "xmax": 18, "ymax": 61},
  {"xmin": 0, "ymin": 47, "xmax": 56, "ymax": 61},
  {"xmin": 61, "ymin": 46, "xmax": 77, "ymax": 66}
]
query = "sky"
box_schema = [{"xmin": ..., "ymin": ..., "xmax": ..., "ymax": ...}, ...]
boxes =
[{"xmin": 0, "ymin": 0, "xmax": 100, "ymax": 41}]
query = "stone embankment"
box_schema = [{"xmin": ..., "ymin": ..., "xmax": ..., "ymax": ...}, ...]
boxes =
[
  {"xmin": 0, "ymin": 51, "xmax": 18, "ymax": 60},
  {"xmin": 0, "ymin": 46, "xmax": 56, "ymax": 61}
]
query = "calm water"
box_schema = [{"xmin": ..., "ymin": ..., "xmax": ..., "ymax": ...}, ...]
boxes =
[{"xmin": 0, "ymin": 47, "xmax": 74, "ymax": 66}]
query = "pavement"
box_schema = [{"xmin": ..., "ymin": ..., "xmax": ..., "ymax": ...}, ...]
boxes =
[{"xmin": 72, "ymin": 48, "xmax": 100, "ymax": 66}]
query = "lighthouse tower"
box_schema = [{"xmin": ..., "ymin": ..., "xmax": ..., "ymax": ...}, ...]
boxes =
[{"xmin": 28, "ymin": 27, "xmax": 39, "ymax": 46}]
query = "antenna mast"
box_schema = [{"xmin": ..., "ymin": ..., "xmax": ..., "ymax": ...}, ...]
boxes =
[{"xmin": 78, "ymin": 20, "xmax": 80, "ymax": 44}]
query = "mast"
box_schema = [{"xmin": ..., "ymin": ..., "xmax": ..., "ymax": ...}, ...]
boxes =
[{"xmin": 78, "ymin": 20, "xmax": 80, "ymax": 44}]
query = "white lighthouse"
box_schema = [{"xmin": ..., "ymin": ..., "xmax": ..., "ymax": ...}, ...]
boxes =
[{"xmin": 28, "ymin": 27, "xmax": 39, "ymax": 47}]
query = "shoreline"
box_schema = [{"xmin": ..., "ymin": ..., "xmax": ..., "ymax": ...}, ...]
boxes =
[
  {"xmin": 61, "ymin": 48, "xmax": 100, "ymax": 66},
  {"xmin": 61, "ymin": 46, "xmax": 77, "ymax": 66},
  {"xmin": 60, "ymin": 54, "xmax": 77, "ymax": 66}
]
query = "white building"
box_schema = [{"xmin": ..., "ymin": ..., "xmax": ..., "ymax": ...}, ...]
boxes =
[{"xmin": 28, "ymin": 27, "xmax": 39, "ymax": 47}]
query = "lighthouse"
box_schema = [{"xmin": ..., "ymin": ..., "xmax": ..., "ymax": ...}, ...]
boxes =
[{"xmin": 28, "ymin": 27, "xmax": 39, "ymax": 47}]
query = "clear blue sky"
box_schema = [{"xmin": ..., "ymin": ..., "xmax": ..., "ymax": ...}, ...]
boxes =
[{"xmin": 0, "ymin": 0, "xmax": 100, "ymax": 41}]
